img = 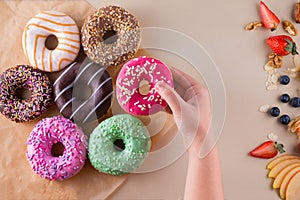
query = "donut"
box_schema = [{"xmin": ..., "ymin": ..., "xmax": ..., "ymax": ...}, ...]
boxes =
[
  {"xmin": 0, "ymin": 65, "xmax": 53, "ymax": 123},
  {"xmin": 81, "ymin": 5, "xmax": 141, "ymax": 67},
  {"xmin": 88, "ymin": 114, "xmax": 151, "ymax": 175},
  {"xmin": 26, "ymin": 116, "xmax": 88, "ymax": 180},
  {"xmin": 22, "ymin": 10, "xmax": 80, "ymax": 72},
  {"xmin": 116, "ymin": 56, "xmax": 174, "ymax": 115},
  {"xmin": 53, "ymin": 61, "xmax": 113, "ymax": 124}
]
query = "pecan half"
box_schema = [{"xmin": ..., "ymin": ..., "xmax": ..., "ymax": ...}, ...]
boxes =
[
  {"xmin": 288, "ymin": 116, "xmax": 300, "ymax": 136},
  {"xmin": 295, "ymin": 2, "xmax": 300, "ymax": 23},
  {"xmin": 268, "ymin": 53, "xmax": 283, "ymax": 68},
  {"xmin": 283, "ymin": 20, "xmax": 298, "ymax": 36},
  {"xmin": 244, "ymin": 21, "xmax": 263, "ymax": 31}
]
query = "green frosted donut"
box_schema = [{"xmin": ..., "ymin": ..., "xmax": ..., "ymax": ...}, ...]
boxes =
[{"xmin": 88, "ymin": 114, "xmax": 151, "ymax": 175}]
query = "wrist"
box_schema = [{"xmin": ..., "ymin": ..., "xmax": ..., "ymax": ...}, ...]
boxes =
[{"xmin": 188, "ymin": 145, "xmax": 219, "ymax": 164}]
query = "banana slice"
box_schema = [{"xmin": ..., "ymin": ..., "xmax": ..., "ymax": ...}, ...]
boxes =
[
  {"xmin": 268, "ymin": 159, "xmax": 300, "ymax": 178},
  {"xmin": 280, "ymin": 166, "xmax": 300, "ymax": 199},
  {"xmin": 273, "ymin": 163, "xmax": 300, "ymax": 189},
  {"xmin": 286, "ymin": 171, "xmax": 300, "ymax": 200},
  {"xmin": 267, "ymin": 155, "xmax": 300, "ymax": 170}
]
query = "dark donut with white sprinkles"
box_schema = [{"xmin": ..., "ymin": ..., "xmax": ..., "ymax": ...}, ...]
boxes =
[
  {"xmin": 53, "ymin": 62, "xmax": 113, "ymax": 123},
  {"xmin": 0, "ymin": 65, "xmax": 53, "ymax": 123},
  {"xmin": 81, "ymin": 5, "xmax": 141, "ymax": 67}
]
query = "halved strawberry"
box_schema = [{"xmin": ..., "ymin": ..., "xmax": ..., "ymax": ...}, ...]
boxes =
[
  {"xmin": 249, "ymin": 141, "xmax": 285, "ymax": 159},
  {"xmin": 266, "ymin": 35, "xmax": 298, "ymax": 56},
  {"xmin": 260, "ymin": 1, "xmax": 280, "ymax": 31}
]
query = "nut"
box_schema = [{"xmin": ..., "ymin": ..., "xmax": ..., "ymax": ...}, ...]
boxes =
[
  {"xmin": 244, "ymin": 21, "xmax": 263, "ymax": 31},
  {"xmin": 288, "ymin": 55, "xmax": 300, "ymax": 79},
  {"xmin": 283, "ymin": 20, "xmax": 298, "ymax": 36},
  {"xmin": 267, "ymin": 53, "xmax": 283, "ymax": 68},
  {"xmin": 295, "ymin": 2, "xmax": 300, "ymax": 23},
  {"xmin": 264, "ymin": 62, "xmax": 274, "ymax": 72},
  {"xmin": 266, "ymin": 84, "xmax": 278, "ymax": 91},
  {"xmin": 258, "ymin": 104, "xmax": 270, "ymax": 113},
  {"xmin": 288, "ymin": 116, "xmax": 300, "ymax": 137},
  {"xmin": 267, "ymin": 132, "xmax": 278, "ymax": 141},
  {"xmin": 264, "ymin": 60, "xmax": 280, "ymax": 91}
]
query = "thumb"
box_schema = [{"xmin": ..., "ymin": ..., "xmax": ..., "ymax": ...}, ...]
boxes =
[{"xmin": 155, "ymin": 82, "xmax": 185, "ymax": 116}]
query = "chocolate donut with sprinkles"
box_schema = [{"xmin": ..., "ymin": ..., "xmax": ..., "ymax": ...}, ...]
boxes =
[
  {"xmin": 81, "ymin": 5, "xmax": 141, "ymax": 67},
  {"xmin": 0, "ymin": 65, "xmax": 53, "ymax": 123},
  {"xmin": 54, "ymin": 61, "xmax": 113, "ymax": 124},
  {"xmin": 116, "ymin": 56, "xmax": 174, "ymax": 115},
  {"xmin": 26, "ymin": 116, "xmax": 87, "ymax": 180},
  {"xmin": 88, "ymin": 114, "xmax": 151, "ymax": 175}
]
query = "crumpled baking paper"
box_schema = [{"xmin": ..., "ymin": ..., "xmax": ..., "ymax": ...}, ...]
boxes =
[{"xmin": 0, "ymin": 1, "xmax": 128, "ymax": 199}]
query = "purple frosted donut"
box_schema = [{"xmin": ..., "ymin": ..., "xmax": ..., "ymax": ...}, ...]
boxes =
[
  {"xmin": 0, "ymin": 65, "xmax": 52, "ymax": 122},
  {"xmin": 26, "ymin": 116, "xmax": 87, "ymax": 180}
]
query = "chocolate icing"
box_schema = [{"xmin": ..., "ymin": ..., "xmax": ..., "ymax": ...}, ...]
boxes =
[{"xmin": 54, "ymin": 61, "xmax": 113, "ymax": 123}]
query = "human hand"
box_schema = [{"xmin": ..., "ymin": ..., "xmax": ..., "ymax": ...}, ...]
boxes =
[{"xmin": 155, "ymin": 68, "xmax": 213, "ymax": 159}]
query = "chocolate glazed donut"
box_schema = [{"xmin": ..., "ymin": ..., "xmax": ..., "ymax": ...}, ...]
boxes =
[{"xmin": 53, "ymin": 61, "xmax": 113, "ymax": 123}]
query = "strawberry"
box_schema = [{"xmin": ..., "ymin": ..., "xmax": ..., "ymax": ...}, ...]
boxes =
[
  {"xmin": 249, "ymin": 141, "xmax": 285, "ymax": 159},
  {"xmin": 260, "ymin": 1, "xmax": 280, "ymax": 31},
  {"xmin": 266, "ymin": 35, "xmax": 298, "ymax": 56}
]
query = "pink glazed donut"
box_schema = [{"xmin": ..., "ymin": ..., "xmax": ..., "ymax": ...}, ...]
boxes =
[
  {"xmin": 26, "ymin": 116, "xmax": 87, "ymax": 180},
  {"xmin": 116, "ymin": 56, "xmax": 174, "ymax": 115}
]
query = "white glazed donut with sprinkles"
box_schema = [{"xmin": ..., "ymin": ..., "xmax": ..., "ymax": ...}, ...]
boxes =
[
  {"xmin": 22, "ymin": 10, "xmax": 80, "ymax": 72},
  {"xmin": 116, "ymin": 56, "xmax": 174, "ymax": 115}
]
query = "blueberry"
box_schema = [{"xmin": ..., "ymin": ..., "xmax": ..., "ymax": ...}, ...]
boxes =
[
  {"xmin": 280, "ymin": 75, "xmax": 290, "ymax": 85},
  {"xmin": 280, "ymin": 94, "xmax": 290, "ymax": 103},
  {"xmin": 269, "ymin": 107, "xmax": 280, "ymax": 117},
  {"xmin": 290, "ymin": 97, "xmax": 300, "ymax": 107},
  {"xmin": 280, "ymin": 115, "xmax": 291, "ymax": 125}
]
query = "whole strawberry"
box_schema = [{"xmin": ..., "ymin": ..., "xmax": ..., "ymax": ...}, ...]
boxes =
[
  {"xmin": 249, "ymin": 141, "xmax": 285, "ymax": 159},
  {"xmin": 266, "ymin": 35, "xmax": 298, "ymax": 56}
]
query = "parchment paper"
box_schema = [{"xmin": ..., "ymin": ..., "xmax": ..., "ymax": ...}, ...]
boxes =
[{"xmin": 0, "ymin": 1, "xmax": 129, "ymax": 199}]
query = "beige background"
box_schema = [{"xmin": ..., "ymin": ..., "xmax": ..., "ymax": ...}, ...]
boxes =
[
  {"xmin": 86, "ymin": 0, "xmax": 299, "ymax": 199},
  {"xmin": 1, "ymin": 0, "xmax": 300, "ymax": 200}
]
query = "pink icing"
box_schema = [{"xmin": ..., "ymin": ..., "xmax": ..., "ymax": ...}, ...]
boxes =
[
  {"xmin": 26, "ymin": 116, "xmax": 87, "ymax": 180},
  {"xmin": 116, "ymin": 56, "xmax": 174, "ymax": 115}
]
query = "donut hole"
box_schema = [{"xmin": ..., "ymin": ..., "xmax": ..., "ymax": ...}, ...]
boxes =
[
  {"xmin": 139, "ymin": 80, "xmax": 150, "ymax": 96},
  {"xmin": 45, "ymin": 35, "xmax": 58, "ymax": 50},
  {"xmin": 15, "ymin": 87, "xmax": 31, "ymax": 100},
  {"xmin": 113, "ymin": 139, "xmax": 125, "ymax": 152},
  {"xmin": 103, "ymin": 29, "xmax": 118, "ymax": 44},
  {"xmin": 76, "ymin": 84, "xmax": 92, "ymax": 100},
  {"xmin": 51, "ymin": 142, "xmax": 65, "ymax": 157}
]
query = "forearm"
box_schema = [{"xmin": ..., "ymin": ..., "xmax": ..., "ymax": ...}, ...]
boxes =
[{"xmin": 184, "ymin": 146, "xmax": 224, "ymax": 200}]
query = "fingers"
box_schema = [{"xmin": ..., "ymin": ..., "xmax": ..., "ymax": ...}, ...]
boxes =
[
  {"xmin": 155, "ymin": 81, "xmax": 185, "ymax": 117},
  {"xmin": 172, "ymin": 68, "xmax": 205, "ymax": 90},
  {"xmin": 171, "ymin": 68, "xmax": 209, "ymax": 103},
  {"xmin": 164, "ymin": 105, "xmax": 173, "ymax": 114}
]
